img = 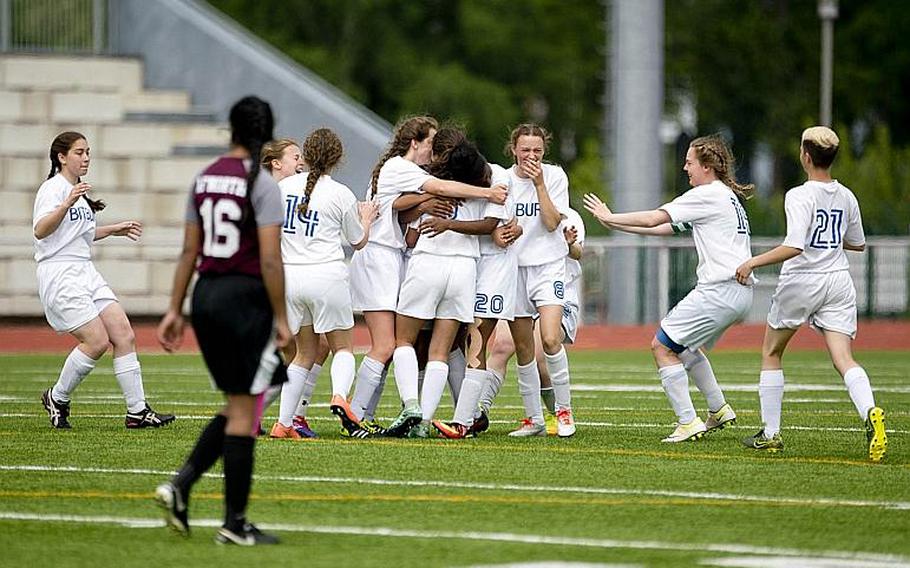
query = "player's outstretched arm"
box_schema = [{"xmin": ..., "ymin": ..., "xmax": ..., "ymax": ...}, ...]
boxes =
[
  {"xmin": 257, "ymin": 224, "xmax": 290, "ymax": 349},
  {"xmin": 94, "ymin": 220, "xmax": 142, "ymax": 241},
  {"xmin": 583, "ymin": 193, "xmax": 670, "ymax": 229},
  {"xmin": 419, "ymin": 217, "xmax": 499, "ymax": 238},
  {"xmin": 422, "ymin": 178, "xmax": 508, "ymax": 205},
  {"xmin": 734, "ymin": 245, "xmax": 803, "ymax": 284}
]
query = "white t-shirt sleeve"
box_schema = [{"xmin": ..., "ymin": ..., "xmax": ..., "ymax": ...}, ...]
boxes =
[
  {"xmin": 781, "ymin": 190, "xmax": 813, "ymax": 250},
  {"xmin": 33, "ymin": 182, "xmax": 64, "ymax": 229},
  {"xmin": 844, "ymin": 193, "xmax": 865, "ymax": 247},
  {"xmin": 340, "ymin": 196, "xmax": 366, "ymax": 246},
  {"xmin": 549, "ymin": 167, "xmax": 570, "ymax": 215},
  {"xmin": 659, "ymin": 187, "xmax": 711, "ymax": 225},
  {"xmin": 384, "ymin": 157, "xmax": 432, "ymax": 196},
  {"xmin": 482, "ymin": 200, "xmax": 509, "ymax": 221}
]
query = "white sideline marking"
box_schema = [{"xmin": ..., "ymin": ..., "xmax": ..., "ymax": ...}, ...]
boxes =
[
  {"xmin": 0, "ymin": 511, "xmax": 906, "ymax": 565},
  {"xmin": 703, "ymin": 556, "xmax": 910, "ymax": 567},
  {"xmin": 3, "ymin": 413, "xmax": 906, "ymax": 435},
  {"xmin": 572, "ymin": 384, "xmax": 910, "ymax": 394},
  {"xmin": 1, "ymin": 464, "xmax": 908, "ymax": 511}
]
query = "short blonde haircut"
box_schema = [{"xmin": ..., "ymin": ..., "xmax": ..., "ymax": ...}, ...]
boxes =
[{"xmin": 801, "ymin": 126, "xmax": 839, "ymax": 168}]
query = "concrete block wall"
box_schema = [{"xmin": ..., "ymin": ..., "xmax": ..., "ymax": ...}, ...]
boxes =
[{"xmin": 0, "ymin": 54, "xmax": 223, "ymax": 317}]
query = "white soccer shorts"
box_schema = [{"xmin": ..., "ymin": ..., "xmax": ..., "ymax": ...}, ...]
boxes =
[
  {"xmin": 768, "ymin": 270, "xmax": 857, "ymax": 338},
  {"xmin": 660, "ymin": 281, "xmax": 753, "ymax": 351},
  {"xmin": 397, "ymin": 253, "xmax": 477, "ymax": 323},
  {"xmin": 514, "ymin": 259, "xmax": 567, "ymax": 318},
  {"xmin": 350, "ymin": 242, "xmax": 403, "ymax": 312},
  {"xmin": 285, "ymin": 261, "xmax": 354, "ymax": 334},
  {"xmin": 561, "ymin": 302, "xmax": 579, "ymax": 344},
  {"xmin": 37, "ymin": 260, "xmax": 118, "ymax": 332},
  {"xmin": 474, "ymin": 252, "xmax": 518, "ymax": 321}
]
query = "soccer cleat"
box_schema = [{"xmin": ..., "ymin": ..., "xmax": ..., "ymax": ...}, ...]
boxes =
[
  {"xmin": 865, "ymin": 407, "xmax": 888, "ymax": 462},
  {"xmin": 360, "ymin": 419, "xmax": 387, "ymax": 436},
  {"xmin": 705, "ymin": 403, "xmax": 737, "ymax": 432},
  {"xmin": 215, "ymin": 522, "xmax": 279, "ymax": 546},
  {"xmin": 661, "ymin": 417, "xmax": 707, "ymax": 443},
  {"xmin": 269, "ymin": 422, "xmax": 303, "ymax": 440},
  {"xmin": 154, "ymin": 482, "xmax": 189, "ymax": 536},
  {"xmin": 41, "ymin": 388, "xmax": 71, "ymax": 429},
  {"xmin": 330, "ymin": 394, "xmax": 362, "ymax": 435},
  {"xmin": 544, "ymin": 412, "xmax": 558, "ymax": 436},
  {"xmin": 555, "ymin": 407, "xmax": 576, "ymax": 438},
  {"xmin": 125, "ymin": 405, "xmax": 176, "ymax": 429},
  {"xmin": 406, "ymin": 421, "xmax": 431, "ymax": 439},
  {"xmin": 508, "ymin": 418, "xmax": 547, "ymax": 437},
  {"xmin": 383, "ymin": 405, "xmax": 423, "ymax": 438},
  {"xmin": 742, "ymin": 429, "xmax": 784, "ymax": 453},
  {"xmin": 433, "ymin": 420, "xmax": 470, "ymax": 439},
  {"xmin": 467, "ymin": 408, "xmax": 490, "ymax": 436},
  {"xmin": 291, "ymin": 415, "xmax": 318, "ymax": 438}
]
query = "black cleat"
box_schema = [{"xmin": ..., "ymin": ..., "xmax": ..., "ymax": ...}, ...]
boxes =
[
  {"xmin": 215, "ymin": 522, "xmax": 279, "ymax": 546},
  {"xmin": 126, "ymin": 405, "xmax": 176, "ymax": 429},
  {"xmin": 154, "ymin": 482, "xmax": 189, "ymax": 536},
  {"xmin": 467, "ymin": 408, "xmax": 489, "ymax": 436},
  {"xmin": 41, "ymin": 388, "xmax": 72, "ymax": 429}
]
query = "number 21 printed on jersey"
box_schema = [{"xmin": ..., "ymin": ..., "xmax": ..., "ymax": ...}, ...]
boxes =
[{"xmin": 809, "ymin": 208, "xmax": 844, "ymax": 249}]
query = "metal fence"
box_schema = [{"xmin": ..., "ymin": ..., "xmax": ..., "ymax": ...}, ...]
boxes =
[
  {"xmin": 580, "ymin": 236, "xmax": 910, "ymax": 324},
  {"xmin": 0, "ymin": 0, "xmax": 107, "ymax": 54}
]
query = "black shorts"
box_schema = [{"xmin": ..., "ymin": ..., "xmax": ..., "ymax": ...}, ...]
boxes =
[{"xmin": 191, "ymin": 274, "xmax": 287, "ymax": 395}]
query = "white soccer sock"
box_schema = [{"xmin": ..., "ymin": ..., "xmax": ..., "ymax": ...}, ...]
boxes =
[
  {"xmin": 52, "ymin": 347, "xmax": 98, "ymax": 403},
  {"xmin": 113, "ymin": 352, "xmax": 146, "ymax": 413},
  {"xmin": 516, "ymin": 360, "xmax": 544, "ymax": 424},
  {"xmin": 453, "ymin": 368, "xmax": 488, "ymax": 426},
  {"xmin": 392, "ymin": 346, "xmax": 420, "ymax": 408},
  {"xmin": 544, "ymin": 346, "xmax": 572, "ymax": 410},
  {"xmin": 480, "ymin": 368, "xmax": 505, "ymax": 412},
  {"xmin": 680, "ymin": 350, "xmax": 726, "ymax": 412},
  {"xmin": 759, "ymin": 369, "xmax": 785, "ymax": 437},
  {"xmin": 279, "ymin": 364, "xmax": 309, "ymax": 427},
  {"xmin": 420, "ymin": 361, "xmax": 449, "ymax": 421},
  {"xmin": 447, "ymin": 349, "xmax": 466, "ymax": 406},
  {"xmin": 843, "ymin": 366, "xmax": 876, "ymax": 420},
  {"xmin": 330, "ymin": 350, "xmax": 356, "ymax": 398},
  {"xmin": 293, "ymin": 364, "xmax": 319, "ymax": 418},
  {"xmin": 363, "ymin": 366, "xmax": 387, "ymax": 421},
  {"xmin": 659, "ymin": 364, "xmax": 696, "ymax": 424},
  {"xmin": 350, "ymin": 356, "xmax": 384, "ymax": 420}
]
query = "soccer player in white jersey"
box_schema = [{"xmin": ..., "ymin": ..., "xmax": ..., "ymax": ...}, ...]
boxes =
[
  {"xmin": 260, "ymin": 139, "xmax": 322, "ymax": 438},
  {"xmin": 469, "ymin": 209, "xmax": 584, "ymax": 437},
  {"xmin": 346, "ymin": 117, "xmax": 508, "ymax": 436},
  {"xmin": 585, "ymin": 134, "xmax": 752, "ymax": 443},
  {"xmin": 433, "ymin": 161, "xmax": 523, "ymax": 439},
  {"xmin": 268, "ymin": 129, "xmax": 378, "ymax": 439},
  {"xmin": 385, "ymin": 132, "xmax": 508, "ymax": 438},
  {"xmin": 499, "ymin": 124, "xmax": 577, "ymax": 438},
  {"xmin": 735, "ymin": 126, "xmax": 887, "ymax": 461},
  {"xmin": 35, "ymin": 131, "xmax": 175, "ymax": 430}
]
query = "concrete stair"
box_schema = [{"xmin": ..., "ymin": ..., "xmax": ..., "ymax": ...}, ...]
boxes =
[{"xmin": 0, "ymin": 54, "xmax": 228, "ymax": 316}]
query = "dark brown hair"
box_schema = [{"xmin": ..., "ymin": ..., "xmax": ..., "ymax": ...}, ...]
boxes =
[{"xmin": 47, "ymin": 131, "xmax": 105, "ymax": 212}]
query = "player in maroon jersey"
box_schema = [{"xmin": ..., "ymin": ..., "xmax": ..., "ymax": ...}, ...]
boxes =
[{"xmin": 154, "ymin": 96, "xmax": 290, "ymax": 546}]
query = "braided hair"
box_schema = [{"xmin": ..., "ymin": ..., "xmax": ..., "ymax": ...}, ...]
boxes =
[
  {"xmin": 47, "ymin": 131, "xmax": 105, "ymax": 212},
  {"xmin": 369, "ymin": 115, "xmax": 438, "ymax": 197},
  {"xmin": 298, "ymin": 128, "xmax": 343, "ymax": 215},
  {"xmin": 689, "ymin": 134, "xmax": 754, "ymax": 201},
  {"xmin": 229, "ymin": 96, "xmax": 275, "ymax": 193}
]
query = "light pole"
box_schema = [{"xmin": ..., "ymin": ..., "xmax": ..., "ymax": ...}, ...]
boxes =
[{"xmin": 818, "ymin": 0, "xmax": 839, "ymax": 126}]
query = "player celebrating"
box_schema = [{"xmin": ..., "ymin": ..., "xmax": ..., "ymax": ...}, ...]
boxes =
[
  {"xmin": 585, "ymin": 134, "xmax": 751, "ymax": 443},
  {"xmin": 500, "ymin": 124, "xmax": 576, "ymax": 438},
  {"xmin": 735, "ymin": 126, "xmax": 887, "ymax": 462},
  {"xmin": 155, "ymin": 96, "xmax": 289, "ymax": 545},
  {"xmin": 346, "ymin": 117, "xmax": 507, "ymax": 435},
  {"xmin": 271, "ymin": 128, "xmax": 378, "ymax": 439},
  {"xmin": 35, "ymin": 131, "xmax": 175, "ymax": 430}
]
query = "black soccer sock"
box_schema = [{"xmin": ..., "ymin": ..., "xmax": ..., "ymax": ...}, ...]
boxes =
[
  {"xmin": 172, "ymin": 414, "xmax": 227, "ymax": 494},
  {"xmin": 223, "ymin": 434, "xmax": 255, "ymax": 530},
  {"xmin": 540, "ymin": 387, "xmax": 556, "ymax": 414}
]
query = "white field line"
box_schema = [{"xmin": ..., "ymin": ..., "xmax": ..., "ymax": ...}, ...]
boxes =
[
  {"xmin": 572, "ymin": 384, "xmax": 910, "ymax": 393},
  {"xmin": 2, "ymin": 413, "xmax": 906, "ymax": 434},
  {"xmin": 1, "ymin": 464, "xmax": 908, "ymax": 511},
  {"xmin": 0, "ymin": 511, "xmax": 907, "ymax": 565}
]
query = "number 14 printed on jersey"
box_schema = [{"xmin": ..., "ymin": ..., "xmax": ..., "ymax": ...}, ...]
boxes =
[{"xmin": 283, "ymin": 195, "xmax": 320, "ymax": 237}]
